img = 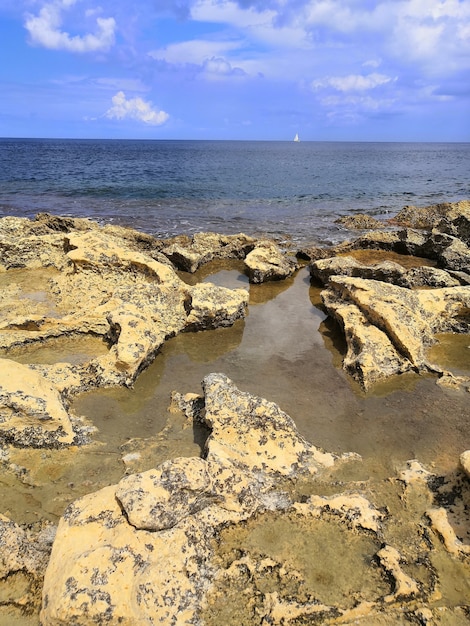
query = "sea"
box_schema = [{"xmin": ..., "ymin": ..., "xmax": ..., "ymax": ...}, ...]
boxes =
[{"xmin": 0, "ymin": 138, "xmax": 469, "ymax": 246}]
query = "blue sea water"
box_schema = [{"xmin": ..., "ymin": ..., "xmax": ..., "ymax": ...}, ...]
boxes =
[{"xmin": 0, "ymin": 139, "xmax": 468, "ymax": 246}]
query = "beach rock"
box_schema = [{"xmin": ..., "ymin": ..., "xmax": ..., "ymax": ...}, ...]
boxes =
[
  {"xmin": 341, "ymin": 228, "xmax": 434, "ymax": 258},
  {"xmin": 0, "ymin": 515, "xmax": 55, "ymax": 621},
  {"xmin": 161, "ymin": 231, "xmax": 256, "ymax": 273},
  {"xmin": 0, "ymin": 219, "xmax": 249, "ymax": 394},
  {"xmin": 321, "ymin": 276, "xmax": 470, "ymax": 389},
  {"xmin": 40, "ymin": 374, "xmax": 470, "ymax": 625},
  {"xmin": 335, "ymin": 214, "xmax": 383, "ymax": 230},
  {"xmin": 337, "ymin": 227, "xmax": 470, "ymax": 274},
  {"xmin": 459, "ymin": 450, "xmax": 470, "ymax": 479},
  {"xmin": 244, "ymin": 240, "xmax": 299, "ymax": 283},
  {"xmin": 184, "ymin": 282, "xmax": 249, "ymax": 331},
  {"xmin": 41, "ymin": 374, "xmax": 355, "ymax": 625},
  {"xmin": 310, "ymin": 256, "xmax": 407, "ymax": 285},
  {"xmin": 0, "ymin": 359, "xmax": 76, "ymax": 447},
  {"xmin": 391, "ymin": 200, "xmax": 470, "ymax": 230},
  {"xmin": 442, "ymin": 213, "xmax": 470, "ymax": 246},
  {"xmin": 429, "ymin": 231, "xmax": 470, "ymax": 272},
  {"xmin": 310, "ymin": 255, "xmax": 461, "ymax": 288}
]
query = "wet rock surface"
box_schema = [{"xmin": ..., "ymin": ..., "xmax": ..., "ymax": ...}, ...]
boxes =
[
  {"xmin": 0, "ymin": 215, "xmax": 249, "ymax": 446},
  {"xmin": 0, "ymin": 204, "xmax": 469, "ymax": 625},
  {"xmin": 308, "ymin": 200, "xmax": 470, "ymax": 391},
  {"xmin": 41, "ymin": 375, "xmax": 470, "ymax": 626}
]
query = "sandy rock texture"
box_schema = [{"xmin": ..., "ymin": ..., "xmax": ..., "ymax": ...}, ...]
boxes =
[
  {"xmin": 0, "ymin": 515, "xmax": 55, "ymax": 623},
  {"xmin": 0, "ymin": 214, "xmax": 251, "ymax": 447},
  {"xmin": 308, "ymin": 200, "xmax": 470, "ymax": 390},
  {"xmin": 160, "ymin": 231, "xmax": 299, "ymax": 283},
  {"xmin": 40, "ymin": 375, "xmax": 470, "ymax": 626}
]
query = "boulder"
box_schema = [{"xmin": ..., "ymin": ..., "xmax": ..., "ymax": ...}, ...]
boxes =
[
  {"xmin": 244, "ymin": 240, "xmax": 299, "ymax": 283},
  {"xmin": 390, "ymin": 200, "xmax": 470, "ymax": 230}
]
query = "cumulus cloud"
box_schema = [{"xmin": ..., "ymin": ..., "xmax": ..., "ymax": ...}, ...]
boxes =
[
  {"xmin": 105, "ymin": 91, "xmax": 169, "ymax": 126},
  {"xmin": 150, "ymin": 39, "xmax": 248, "ymax": 79},
  {"xmin": 25, "ymin": 0, "xmax": 115, "ymax": 53},
  {"xmin": 312, "ymin": 73, "xmax": 395, "ymax": 92},
  {"xmin": 202, "ymin": 56, "xmax": 246, "ymax": 78}
]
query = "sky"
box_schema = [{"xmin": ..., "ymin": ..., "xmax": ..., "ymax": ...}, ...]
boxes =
[{"xmin": 0, "ymin": 0, "xmax": 469, "ymax": 140}]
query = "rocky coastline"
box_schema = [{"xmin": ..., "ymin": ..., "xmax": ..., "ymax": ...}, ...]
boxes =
[{"xmin": 0, "ymin": 202, "xmax": 469, "ymax": 624}]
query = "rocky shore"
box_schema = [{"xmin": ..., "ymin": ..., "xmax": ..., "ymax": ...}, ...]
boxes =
[{"xmin": 0, "ymin": 202, "xmax": 469, "ymax": 624}]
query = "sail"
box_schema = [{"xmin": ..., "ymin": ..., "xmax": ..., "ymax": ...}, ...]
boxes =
[{"xmin": 294, "ymin": 133, "xmax": 300, "ymax": 142}]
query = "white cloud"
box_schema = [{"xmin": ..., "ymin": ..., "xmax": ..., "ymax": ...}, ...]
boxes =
[
  {"xmin": 150, "ymin": 39, "xmax": 241, "ymax": 66},
  {"xmin": 312, "ymin": 73, "xmax": 395, "ymax": 92},
  {"xmin": 25, "ymin": 0, "xmax": 115, "ymax": 53},
  {"xmin": 150, "ymin": 40, "xmax": 248, "ymax": 79},
  {"xmin": 202, "ymin": 56, "xmax": 246, "ymax": 79},
  {"xmin": 192, "ymin": 0, "xmax": 276, "ymax": 30},
  {"xmin": 105, "ymin": 91, "xmax": 169, "ymax": 126}
]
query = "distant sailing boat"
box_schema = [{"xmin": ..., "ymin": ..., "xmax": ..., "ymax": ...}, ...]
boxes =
[{"xmin": 293, "ymin": 133, "xmax": 300, "ymax": 142}]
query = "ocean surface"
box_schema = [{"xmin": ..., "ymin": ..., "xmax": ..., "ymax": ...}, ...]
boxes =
[{"xmin": 0, "ymin": 139, "xmax": 469, "ymax": 246}]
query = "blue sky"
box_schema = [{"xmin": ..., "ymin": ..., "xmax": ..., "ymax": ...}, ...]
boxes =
[{"xmin": 1, "ymin": 0, "xmax": 469, "ymax": 140}]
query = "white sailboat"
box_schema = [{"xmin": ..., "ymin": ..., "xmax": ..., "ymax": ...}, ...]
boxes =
[{"xmin": 293, "ymin": 133, "xmax": 300, "ymax": 142}]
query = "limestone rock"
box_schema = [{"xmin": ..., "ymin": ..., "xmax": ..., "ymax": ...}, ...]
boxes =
[
  {"xmin": 310, "ymin": 256, "xmax": 407, "ymax": 285},
  {"xmin": 116, "ymin": 457, "xmax": 218, "ymax": 531},
  {"xmin": 321, "ymin": 276, "xmax": 470, "ymax": 389},
  {"xmin": 391, "ymin": 200, "xmax": 470, "ymax": 230},
  {"xmin": 459, "ymin": 450, "xmax": 470, "ymax": 479},
  {"xmin": 294, "ymin": 493, "xmax": 384, "ymax": 533},
  {"xmin": 40, "ymin": 374, "xmax": 358, "ymax": 625},
  {"xmin": 310, "ymin": 256, "xmax": 461, "ymax": 288},
  {"xmin": 0, "ymin": 359, "xmax": 76, "ymax": 447},
  {"xmin": 426, "ymin": 507, "xmax": 470, "ymax": 556},
  {"xmin": 244, "ymin": 240, "xmax": 299, "ymax": 283},
  {"xmin": 335, "ymin": 214, "xmax": 383, "ymax": 230},
  {"xmin": 184, "ymin": 283, "xmax": 248, "ymax": 331},
  {"xmin": 0, "ymin": 515, "xmax": 55, "ymax": 619},
  {"xmin": 162, "ymin": 231, "xmax": 256, "ymax": 273},
  {"xmin": 376, "ymin": 545, "xmax": 420, "ymax": 600},
  {"xmin": 0, "ymin": 219, "xmax": 250, "ymax": 393},
  {"xmin": 202, "ymin": 372, "xmax": 340, "ymax": 475}
]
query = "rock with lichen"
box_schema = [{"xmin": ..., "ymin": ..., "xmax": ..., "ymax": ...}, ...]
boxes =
[
  {"xmin": 40, "ymin": 374, "xmax": 357, "ymax": 625},
  {"xmin": 321, "ymin": 276, "xmax": 470, "ymax": 390},
  {"xmin": 0, "ymin": 217, "xmax": 249, "ymax": 444},
  {"xmin": 244, "ymin": 240, "xmax": 299, "ymax": 283}
]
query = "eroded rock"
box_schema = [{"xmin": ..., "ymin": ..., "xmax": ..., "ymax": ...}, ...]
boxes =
[
  {"xmin": 0, "ymin": 515, "xmax": 55, "ymax": 621},
  {"xmin": 0, "ymin": 219, "xmax": 250, "ymax": 436},
  {"xmin": 35, "ymin": 374, "xmax": 470, "ymax": 625},
  {"xmin": 335, "ymin": 214, "xmax": 383, "ymax": 230},
  {"xmin": 311, "ymin": 255, "xmax": 461, "ymax": 288},
  {"xmin": 0, "ymin": 359, "xmax": 76, "ymax": 447},
  {"xmin": 321, "ymin": 276, "xmax": 470, "ymax": 389},
  {"xmin": 162, "ymin": 231, "xmax": 256, "ymax": 273},
  {"xmin": 40, "ymin": 375, "xmax": 358, "ymax": 625},
  {"xmin": 244, "ymin": 240, "xmax": 299, "ymax": 283}
]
